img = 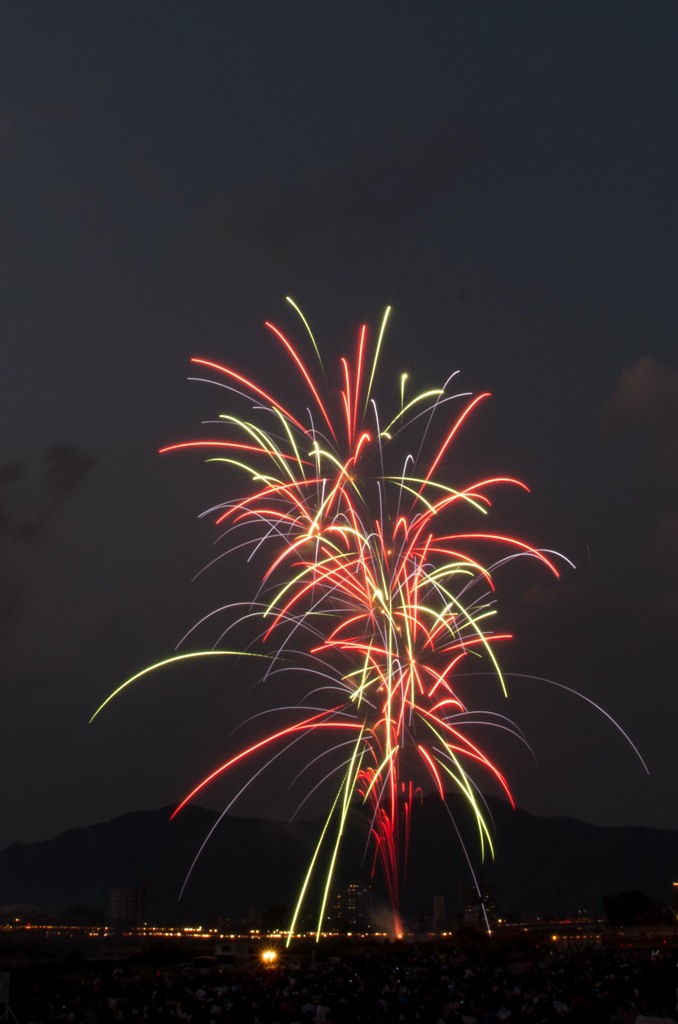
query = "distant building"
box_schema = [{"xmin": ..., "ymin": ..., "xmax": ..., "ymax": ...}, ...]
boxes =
[
  {"xmin": 328, "ymin": 882, "xmax": 373, "ymax": 931},
  {"xmin": 110, "ymin": 887, "xmax": 145, "ymax": 928},
  {"xmin": 432, "ymin": 894, "xmax": 447, "ymax": 932},
  {"xmin": 460, "ymin": 881, "xmax": 497, "ymax": 931}
]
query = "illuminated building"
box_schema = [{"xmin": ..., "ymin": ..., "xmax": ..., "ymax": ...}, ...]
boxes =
[
  {"xmin": 329, "ymin": 883, "xmax": 373, "ymax": 931},
  {"xmin": 460, "ymin": 881, "xmax": 497, "ymax": 930}
]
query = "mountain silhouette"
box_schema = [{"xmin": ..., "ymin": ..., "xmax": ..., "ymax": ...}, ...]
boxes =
[{"xmin": 1, "ymin": 796, "xmax": 675, "ymax": 923}]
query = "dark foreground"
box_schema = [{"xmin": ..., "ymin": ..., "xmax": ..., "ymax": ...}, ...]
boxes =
[{"xmin": 4, "ymin": 939, "xmax": 678, "ymax": 1023}]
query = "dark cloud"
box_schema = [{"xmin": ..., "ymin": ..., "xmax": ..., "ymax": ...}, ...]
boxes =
[
  {"xmin": 30, "ymin": 101, "xmax": 79, "ymax": 125},
  {"xmin": 201, "ymin": 123, "xmax": 488, "ymax": 259},
  {"xmin": 651, "ymin": 588, "xmax": 678, "ymax": 631},
  {"xmin": 644, "ymin": 510, "xmax": 678, "ymax": 629},
  {"xmin": 43, "ymin": 444, "xmax": 95, "ymax": 502},
  {"xmin": 516, "ymin": 578, "xmax": 577, "ymax": 624},
  {"xmin": 0, "ymin": 444, "xmax": 94, "ymax": 622},
  {"xmin": 0, "ymin": 560, "xmax": 19, "ymax": 620},
  {"xmin": 647, "ymin": 510, "xmax": 678, "ymax": 568},
  {"xmin": 603, "ymin": 356, "xmax": 678, "ymax": 445},
  {"xmin": 500, "ymin": 576, "xmax": 581, "ymax": 667},
  {"xmin": 128, "ymin": 150, "xmax": 181, "ymax": 206},
  {"xmin": 598, "ymin": 359, "xmax": 678, "ymax": 637},
  {"xmin": 2, "ymin": 0, "xmax": 678, "ymax": 846},
  {"xmin": 0, "ymin": 114, "xmax": 19, "ymax": 159},
  {"xmin": 0, "ymin": 462, "xmax": 24, "ymax": 485},
  {"xmin": 601, "ymin": 356, "xmax": 678, "ymax": 508}
]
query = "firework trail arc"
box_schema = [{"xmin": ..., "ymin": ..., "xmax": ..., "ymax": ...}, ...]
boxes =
[{"xmin": 94, "ymin": 301, "xmax": 573, "ymax": 939}]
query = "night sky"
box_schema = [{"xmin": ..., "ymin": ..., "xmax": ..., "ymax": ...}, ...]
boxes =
[{"xmin": 2, "ymin": 2, "xmax": 678, "ymax": 852}]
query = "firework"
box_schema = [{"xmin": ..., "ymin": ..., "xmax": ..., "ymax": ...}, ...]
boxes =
[{"xmin": 94, "ymin": 300, "xmax": 573, "ymax": 939}]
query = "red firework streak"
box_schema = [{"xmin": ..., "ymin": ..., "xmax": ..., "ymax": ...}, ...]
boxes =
[{"xmin": 99, "ymin": 300, "xmax": 565, "ymax": 940}]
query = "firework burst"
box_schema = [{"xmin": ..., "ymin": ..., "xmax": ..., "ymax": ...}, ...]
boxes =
[{"xmin": 94, "ymin": 300, "xmax": 576, "ymax": 939}]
